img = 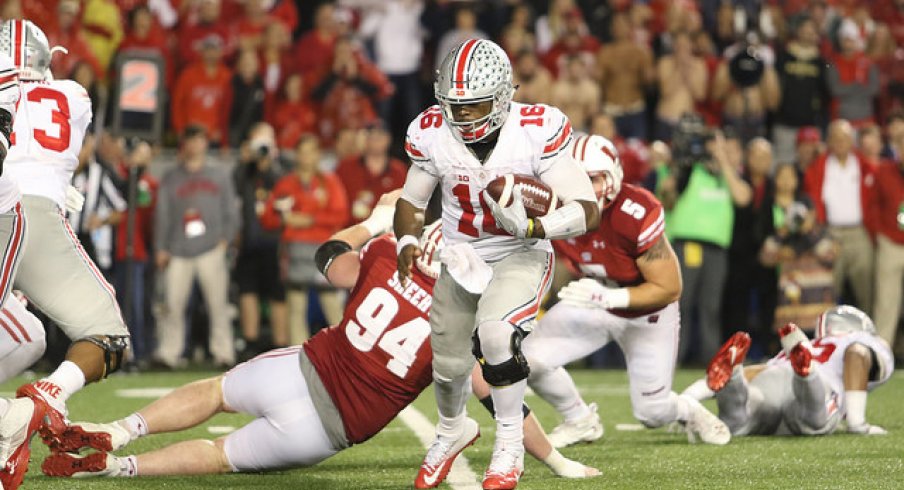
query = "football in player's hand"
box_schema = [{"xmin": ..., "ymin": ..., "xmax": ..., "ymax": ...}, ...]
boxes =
[{"xmin": 484, "ymin": 174, "xmax": 559, "ymax": 218}]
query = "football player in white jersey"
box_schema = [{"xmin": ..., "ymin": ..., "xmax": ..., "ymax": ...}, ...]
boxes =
[
  {"xmin": 519, "ymin": 134, "xmax": 730, "ymax": 449},
  {"xmin": 690, "ymin": 306, "xmax": 894, "ymax": 436},
  {"xmin": 0, "ymin": 20, "xmax": 131, "ymax": 488},
  {"xmin": 0, "ymin": 49, "xmax": 54, "ymax": 490},
  {"xmin": 394, "ymin": 39, "xmax": 599, "ymax": 490}
]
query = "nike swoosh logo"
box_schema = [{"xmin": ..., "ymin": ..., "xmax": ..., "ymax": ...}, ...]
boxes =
[{"xmin": 422, "ymin": 462, "xmax": 447, "ymax": 486}]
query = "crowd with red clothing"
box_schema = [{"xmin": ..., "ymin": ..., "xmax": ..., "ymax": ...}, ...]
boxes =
[{"xmin": 7, "ymin": 0, "xmax": 904, "ymax": 369}]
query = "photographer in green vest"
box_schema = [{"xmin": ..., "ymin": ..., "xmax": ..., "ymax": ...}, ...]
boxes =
[{"xmin": 656, "ymin": 113, "xmax": 752, "ymax": 364}]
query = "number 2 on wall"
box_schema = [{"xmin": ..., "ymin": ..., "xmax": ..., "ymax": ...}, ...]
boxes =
[{"xmin": 10, "ymin": 87, "xmax": 71, "ymax": 152}]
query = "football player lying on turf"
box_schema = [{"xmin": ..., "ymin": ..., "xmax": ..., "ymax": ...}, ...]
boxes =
[
  {"xmin": 683, "ymin": 305, "xmax": 893, "ymax": 436},
  {"xmin": 41, "ymin": 191, "xmax": 599, "ymax": 480},
  {"xmin": 519, "ymin": 134, "xmax": 730, "ymax": 448}
]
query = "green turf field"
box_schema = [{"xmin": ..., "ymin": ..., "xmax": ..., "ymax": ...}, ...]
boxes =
[{"xmin": 4, "ymin": 368, "xmax": 903, "ymax": 489}]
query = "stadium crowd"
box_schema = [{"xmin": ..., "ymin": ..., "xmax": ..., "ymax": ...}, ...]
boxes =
[{"xmin": 6, "ymin": 0, "xmax": 904, "ymax": 370}]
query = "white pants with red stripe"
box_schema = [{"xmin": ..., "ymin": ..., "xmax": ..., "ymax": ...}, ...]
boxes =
[
  {"xmin": 0, "ymin": 295, "xmax": 46, "ymax": 383},
  {"xmin": 524, "ymin": 301, "xmax": 683, "ymax": 428},
  {"xmin": 0, "ymin": 202, "xmax": 26, "ymax": 308},
  {"xmin": 221, "ymin": 346, "xmax": 337, "ymax": 471},
  {"xmin": 429, "ymin": 249, "xmax": 553, "ymax": 381},
  {"xmin": 13, "ymin": 196, "xmax": 128, "ymax": 340}
]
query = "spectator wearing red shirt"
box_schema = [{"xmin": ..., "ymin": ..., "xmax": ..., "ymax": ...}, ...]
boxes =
[
  {"xmin": 260, "ymin": 22, "xmax": 293, "ymax": 120},
  {"xmin": 311, "ymin": 36, "xmax": 393, "ymax": 147},
  {"xmin": 171, "ymin": 34, "xmax": 233, "ymax": 146},
  {"xmin": 828, "ymin": 19, "xmax": 879, "ymax": 128},
  {"xmin": 233, "ymin": 0, "xmax": 273, "ymax": 52},
  {"xmin": 261, "ymin": 134, "xmax": 349, "ymax": 344},
  {"xmin": 178, "ymin": 0, "xmax": 236, "ymax": 69},
  {"xmin": 112, "ymin": 137, "xmax": 158, "ymax": 364},
  {"xmin": 271, "ymin": 73, "xmax": 317, "ymax": 151},
  {"xmin": 873, "ymin": 117, "xmax": 904, "ymax": 351},
  {"xmin": 292, "ymin": 2, "xmax": 338, "ymax": 77},
  {"xmin": 542, "ymin": 8, "xmax": 600, "ymax": 79},
  {"xmin": 45, "ymin": 0, "xmax": 103, "ymax": 79},
  {"xmin": 118, "ymin": 5, "xmax": 173, "ymax": 88},
  {"xmin": 804, "ymin": 120, "xmax": 877, "ymax": 313},
  {"xmin": 335, "ymin": 125, "xmax": 406, "ymax": 226}
]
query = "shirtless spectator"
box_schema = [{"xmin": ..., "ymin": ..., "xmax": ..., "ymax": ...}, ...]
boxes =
[
  {"xmin": 655, "ymin": 31, "xmax": 707, "ymax": 141},
  {"xmin": 500, "ymin": 2, "xmax": 536, "ymax": 57},
  {"xmin": 512, "ymin": 49, "xmax": 553, "ymax": 105},
  {"xmin": 712, "ymin": 36, "xmax": 780, "ymax": 144},
  {"xmin": 597, "ymin": 12, "xmax": 655, "ymax": 140},
  {"xmin": 551, "ymin": 55, "xmax": 601, "ymax": 132}
]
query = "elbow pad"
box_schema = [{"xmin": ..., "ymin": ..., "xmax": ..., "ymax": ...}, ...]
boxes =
[
  {"xmin": 537, "ymin": 201, "xmax": 587, "ymax": 239},
  {"xmin": 315, "ymin": 240, "xmax": 353, "ymax": 278}
]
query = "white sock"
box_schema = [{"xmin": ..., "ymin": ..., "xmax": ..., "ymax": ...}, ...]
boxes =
[
  {"xmin": 45, "ymin": 361, "xmax": 87, "ymax": 399},
  {"xmin": 674, "ymin": 393, "xmax": 696, "ymax": 423},
  {"xmin": 682, "ymin": 378, "xmax": 716, "ymax": 401},
  {"xmin": 0, "ymin": 398, "xmax": 10, "ymax": 417},
  {"xmin": 120, "ymin": 413, "xmax": 149, "ymax": 439},
  {"xmin": 845, "ymin": 390, "xmax": 867, "ymax": 429},
  {"xmin": 491, "ymin": 380, "xmax": 527, "ymax": 449},
  {"xmin": 434, "ymin": 373, "xmax": 470, "ymax": 439},
  {"xmin": 113, "ymin": 455, "xmax": 139, "ymax": 477},
  {"xmin": 542, "ymin": 449, "xmax": 588, "ymax": 478}
]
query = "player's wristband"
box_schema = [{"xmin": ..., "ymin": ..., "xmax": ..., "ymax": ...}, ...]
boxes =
[
  {"xmin": 607, "ymin": 288, "xmax": 631, "ymax": 309},
  {"xmin": 396, "ymin": 234, "xmax": 419, "ymax": 256},
  {"xmin": 526, "ymin": 218, "xmax": 534, "ymax": 239}
]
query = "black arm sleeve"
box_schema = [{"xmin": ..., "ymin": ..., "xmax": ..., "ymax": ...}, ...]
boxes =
[
  {"xmin": 0, "ymin": 108, "xmax": 12, "ymax": 175},
  {"xmin": 315, "ymin": 240, "xmax": 353, "ymax": 278}
]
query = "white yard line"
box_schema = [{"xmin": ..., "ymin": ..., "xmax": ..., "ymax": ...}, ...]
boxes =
[
  {"xmin": 399, "ymin": 406, "xmax": 482, "ymax": 490},
  {"xmin": 115, "ymin": 388, "xmax": 175, "ymax": 398}
]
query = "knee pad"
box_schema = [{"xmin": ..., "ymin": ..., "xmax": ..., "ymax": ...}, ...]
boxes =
[
  {"xmin": 472, "ymin": 323, "xmax": 530, "ymax": 387},
  {"xmin": 79, "ymin": 335, "xmax": 130, "ymax": 377}
]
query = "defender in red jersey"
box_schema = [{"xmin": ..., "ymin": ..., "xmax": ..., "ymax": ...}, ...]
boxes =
[
  {"xmin": 41, "ymin": 192, "xmax": 599, "ymax": 483},
  {"xmin": 523, "ymin": 135, "xmax": 731, "ymax": 448}
]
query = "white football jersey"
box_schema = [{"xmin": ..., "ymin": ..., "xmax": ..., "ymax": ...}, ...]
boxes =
[
  {"xmin": 0, "ymin": 52, "xmax": 19, "ymax": 214},
  {"xmin": 405, "ymin": 102, "xmax": 574, "ymax": 262},
  {"xmin": 5, "ymin": 80, "xmax": 93, "ymax": 210},
  {"xmin": 768, "ymin": 331, "xmax": 894, "ymax": 392}
]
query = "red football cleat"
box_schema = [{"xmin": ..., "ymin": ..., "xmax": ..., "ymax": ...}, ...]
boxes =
[
  {"xmin": 788, "ymin": 343, "xmax": 813, "ymax": 377},
  {"xmin": 16, "ymin": 382, "xmax": 69, "ymax": 448},
  {"xmin": 42, "ymin": 451, "xmax": 117, "ymax": 478},
  {"xmin": 778, "ymin": 323, "xmax": 813, "ymax": 377},
  {"xmin": 414, "ymin": 418, "xmax": 480, "ymax": 489},
  {"xmin": 706, "ymin": 332, "xmax": 752, "ymax": 392},
  {"xmin": 0, "ymin": 398, "xmax": 47, "ymax": 490},
  {"xmin": 482, "ymin": 445, "xmax": 524, "ymax": 490}
]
